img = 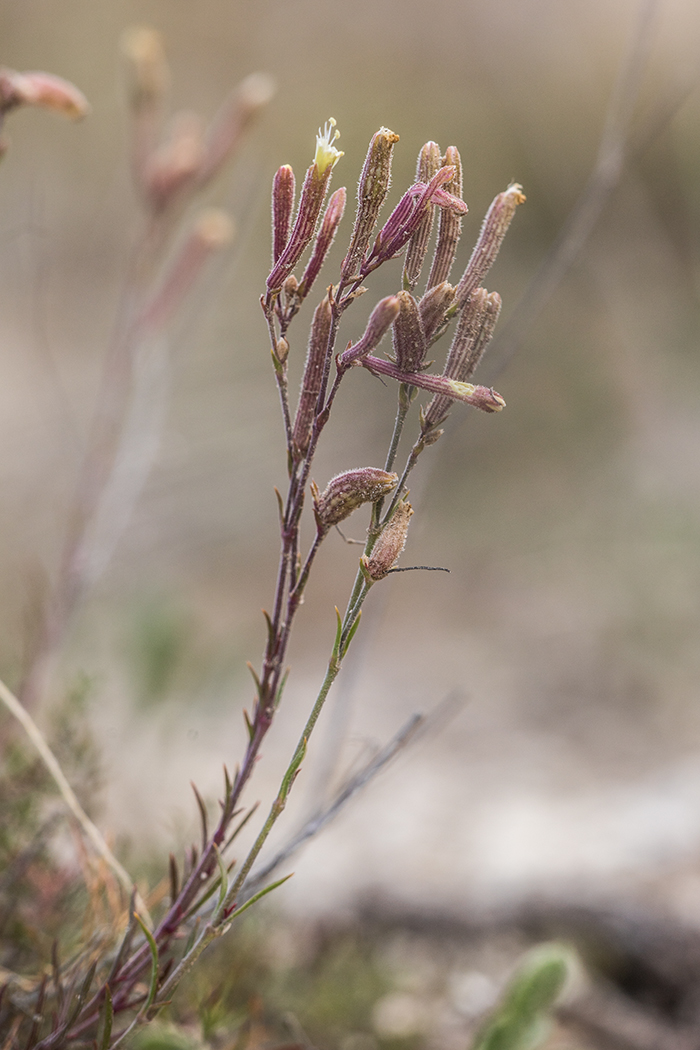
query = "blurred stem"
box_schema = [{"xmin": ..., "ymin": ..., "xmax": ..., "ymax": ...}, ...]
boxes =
[
  {"xmin": 0, "ymin": 675, "xmax": 152, "ymax": 926},
  {"xmin": 18, "ymin": 209, "xmax": 178, "ymax": 713}
]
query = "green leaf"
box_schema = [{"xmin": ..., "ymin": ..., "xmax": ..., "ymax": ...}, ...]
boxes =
[
  {"xmin": 98, "ymin": 984, "xmax": 114, "ymax": 1050},
  {"xmin": 229, "ymin": 873, "xmax": 293, "ymax": 921},
  {"xmin": 470, "ymin": 943, "xmax": 571, "ymax": 1050},
  {"xmin": 341, "ymin": 610, "xmax": 362, "ymax": 658},
  {"xmin": 135, "ymin": 912, "xmax": 160, "ymax": 1014},
  {"xmin": 191, "ymin": 782, "xmax": 208, "ymax": 852}
]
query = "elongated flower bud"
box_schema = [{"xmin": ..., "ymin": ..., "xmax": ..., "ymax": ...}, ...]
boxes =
[
  {"xmin": 199, "ymin": 72, "xmax": 275, "ymax": 185},
  {"xmin": 267, "ymin": 120, "xmax": 342, "ymax": 293},
  {"xmin": 292, "ymin": 294, "xmax": 333, "ymax": 457},
  {"xmin": 454, "ymin": 183, "xmax": 525, "ymax": 307},
  {"xmin": 145, "ymin": 110, "xmax": 204, "ymax": 210},
  {"xmin": 338, "ymin": 295, "xmax": 401, "ymax": 368},
  {"xmin": 427, "ymin": 145, "xmax": 464, "ymax": 288},
  {"xmin": 418, "ymin": 280, "xmax": 456, "ymax": 344},
  {"xmin": 361, "ymin": 166, "xmax": 466, "ymax": 277},
  {"xmin": 422, "ymin": 288, "xmax": 502, "ymax": 428},
  {"xmin": 403, "ymin": 141, "xmax": 441, "ymax": 291},
  {"xmin": 341, "ymin": 127, "xmax": 400, "ymax": 280},
  {"xmin": 0, "ymin": 68, "xmax": 89, "ymax": 120},
  {"xmin": 364, "ymin": 501, "xmax": 413, "ymax": 580},
  {"xmin": 311, "ymin": 467, "xmax": 398, "ymax": 537},
  {"xmin": 272, "ymin": 165, "xmax": 295, "ymax": 263},
  {"xmin": 121, "ymin": 26, "xmax": 169, "ymax": 111},
  {"xmin": 392, "ymin": 291, "xmax": 427, "ymax": 374},
  {"xmin": 298, "ymin": 186, "xmax": 347, "ymax": 299},
  {"xmin": 361, "ymin": 354, "xmax": 505, "ymax": 413}
]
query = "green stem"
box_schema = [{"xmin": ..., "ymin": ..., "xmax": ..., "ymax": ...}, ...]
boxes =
[{"xmin": 224, "ymin": 647, "xmax": 344, "ymax": 911}]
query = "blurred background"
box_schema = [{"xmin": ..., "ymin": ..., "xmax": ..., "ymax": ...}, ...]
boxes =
[{"xmin": 2, "ymin": 0, "xmax": 700, "ymax": 926}]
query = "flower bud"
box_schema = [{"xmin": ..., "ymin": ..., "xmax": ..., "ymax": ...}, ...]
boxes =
[
  {"xmin": 454, "ymin": 183, "xmax": 525, "ymax": 307},
  {"xmin": 0, "ymin": 68, "xmax": 89, "ymax": 120},
  {"xmin": 144, "ymin": 110, "xmax": 205, "ymax": 210},
  {"xmin": 418, "ymin": 281, "xmax": 455, "ymax": 344},
  {"xmin": 337, "ymin": 296, "xmax": 401, "ymax": 368},
  {"xmin": 427, "ymin": 145, "xmax": 464, "ymax": 288},
  {"xmin": 199, "ymin": 72, "xmax": 275, "ymax": 185},
  {"xmin": 403, "ymin": 141, "xmax": 441, "ymax": 291},
  {"xmin": 292, "ymin": 294, "xmax": 333, "ymax": 458},
  {"xmin": 361, "ymin": 166, "xmax": 466, "ymax": 277},
  {"xmin": 365, "ymin": 501, "xmax": 413, "ymax": 580},
  {"xmin": 267, "ymin": 120, "xmax": 341, "ymax": 293},
  {"xmin": 120, "ymin": 26, "xmax": 169, "ymax": 111},
  {"xmin": 341, "ymin": 127, "xmax": 400, "ymax": 281},
  {"xmin": 272, "ymin": 165, "xmax": 295, "ymax": 264},
  {"xmin": 422, "ymin": 288, "xmax": 502, "ymax": 429},
  {"xmin": 311, "ymin": 467, "xmax": 398, "ymax": 537},
  {"xmin": 392, "ymin": 291, "xmax": 427, "ymax": 374},
  {"xmin": 298, "ymin": 186, "xmax": 347, "ymax": 299},
  {"xmin": 361, "ymin": 354, "xmax": 505, "ymax": 414}
]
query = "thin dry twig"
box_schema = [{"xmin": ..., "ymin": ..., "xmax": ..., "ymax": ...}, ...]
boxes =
[
  {"xmin": 243, "ymin": 691, "xmax": 465, "ymax": 898},
  {"xmin": 488, "ymin": 0, "xmax": 661, "ymax": 374},
  {"xmin": 0, "ymin": 675, "xmax": 152, "ymax": 927}
]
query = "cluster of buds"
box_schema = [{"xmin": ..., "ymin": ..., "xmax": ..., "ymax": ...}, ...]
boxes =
[
  {"xmin": 121, "ymin": 26, "xmax": 275, "ymax": 213},
  {"xmin": 263, "ymin": 120, "xmax": 525, "ymax": 585}
]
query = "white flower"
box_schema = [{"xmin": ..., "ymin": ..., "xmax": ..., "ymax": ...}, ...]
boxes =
[{"xmin": 314, "ymin": 117, "xmax": 343, "ymax": 173}]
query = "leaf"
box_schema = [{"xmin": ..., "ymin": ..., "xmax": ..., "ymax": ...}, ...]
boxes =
[
  {"xmin": 135, "ymin": 912, "xmax": 160, "ymax": 1014},
  {"xmin": 98, "ymin": 984, "xmax": 114, "ymax": 1050},
  {"xmin": 168, "ymin": 853, "xmax": 179, "ymax": 905},
  {"xmin": 227, "ymin": 873, "xmax": 293, "ymax": 921},
  {"xmin": 341, "ymin": 610, "xmax": 362, "ymax": 658},
  {"xmin": 191, "ymin": 782, "xmax": 209, "ymax": 852}
]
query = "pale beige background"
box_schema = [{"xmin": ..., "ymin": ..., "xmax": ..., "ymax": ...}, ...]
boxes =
[{"xmin": 3, "ymin": 0, "xmax": 700, "ymax": 917}]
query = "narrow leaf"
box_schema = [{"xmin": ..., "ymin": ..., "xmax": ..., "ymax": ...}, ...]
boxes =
[
  {"xmin": 342, "ymin": 610, "xmax": 362, "ymax": 658},
  {"xmin": 213, "ymin": 843, "xmax": 229, "ymax": 920},
  {"xmin": 228, "ymin": 874, "xmax": 293, "ymax": 921},
  {"xmin": 107, "ymin": 893, "xmax": 138, "ymax": 984},
  {"xmin": 243, "ymin": 709, "xmax": 254, "ymax": 742},
  {"xmin": 191, "ymin": 782, "xmax": 209, "ymax": 852},
  {"xmin": 98, "ymin": 984, "xmax": 114, "ymax": 1050},
  {"xmin": 168, "ymin": 853, "xmax": 179, "ymax": 905},
  {"xmin": 135, "ymin": 912, "xmax": 160, "ymax": 1013},
  {"xmin": 274, "ymin": 669, "xmax": 290, "ymax": 709}
]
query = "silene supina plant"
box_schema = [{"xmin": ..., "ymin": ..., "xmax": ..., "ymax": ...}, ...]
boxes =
[{"xmin": 0, "ymin": 97, "xmax": 526, "ymax": 1047}]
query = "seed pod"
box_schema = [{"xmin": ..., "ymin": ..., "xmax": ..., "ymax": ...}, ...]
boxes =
[
  {"xmin": 454, "ymin": 183, "xmax": 525, "ymax": 308},
  {"xmin": 427, "ymin": 145, "xmax": 464, "ymax": 289},
  {"xmin": 311, "ymin": 467, "xmax": 398, "ymax": 537},
  {"xmin": 392, "ymin": 291, "xmax": 427, "ymax": 374},
  {"xmin": 365, "ymin": 501, "xmax": 413, "ymax": 580},
  {"xmin": 403, "ymin": 141, "xmax": 441, "ymax": 291},
  {"xmin": 342, "ymin": 127, "xmax": 400, "ymax": 280},
  {"xmin": 292, "ymin": 294, "xmax": 333, "ymax": 458}
]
